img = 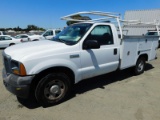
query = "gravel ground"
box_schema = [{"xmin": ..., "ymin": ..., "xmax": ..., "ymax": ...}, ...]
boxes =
[{"xmin": 0, "ymin": 48, "xmax": 160, "ymax": 120}]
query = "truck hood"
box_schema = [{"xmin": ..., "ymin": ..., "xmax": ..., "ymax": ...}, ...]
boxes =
[{"xmin": 4, "ymin": 40, "xmax": 70, "ymax": 61}]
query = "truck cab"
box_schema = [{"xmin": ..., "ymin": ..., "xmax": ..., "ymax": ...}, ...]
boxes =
[
  {"xmin": 40, "ymin": 29, "xmax": 61, "ymax": 40},
  {"xmin": 2, "ymin": 22, "xmax": 121, "ymax": 106}
]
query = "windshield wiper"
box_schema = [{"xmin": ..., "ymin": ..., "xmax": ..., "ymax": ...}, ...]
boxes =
[
  {"xmin": 53, "ymin": 38, "xmax": 66, "ymax": 44},
  {"xmin": 57, "ymin": 38, "xmax": 66, "ymax": 43}
]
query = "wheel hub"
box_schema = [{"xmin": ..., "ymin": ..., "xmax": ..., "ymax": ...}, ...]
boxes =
[
  {"xmin": 138, "ymin": 62, "xmax": 144, "ymax": 71},
  {"xmin": 50, "ymin": 85, "xmax": 60, "ymax": 94}
]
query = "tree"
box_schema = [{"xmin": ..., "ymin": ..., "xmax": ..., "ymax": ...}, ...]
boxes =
[
  {"xmin": 27, "ymin": 25, "xmax": 38, "ymax": 31},
  {"xmin": 13, "ymin": 26, "xmax": 22, "ymax": 31},
  {"xmin": 39, "ymin": 27, "xmax": 45, "ymax": 31},
  {"xmin": 0, "ymin": 28, "xmax": 5, "ymax": 31},
  {"xmin": 0, "ymin": 25, "xmax": 45, "ymax": 32}
]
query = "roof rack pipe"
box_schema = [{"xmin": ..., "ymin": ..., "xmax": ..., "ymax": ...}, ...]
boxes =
[
  {"xmin": 61, "ymin": 11, "xmax": 121, "ymax": 20},
  {"xmin": 88, "ymin": 11, "xmax": 121, "ymax": 16},
  {"xmin": 154, "ymin": 20, "xmax": 160, "ymax": 35},
  {"xmin": 62, "ymin": 17, "xmax": 117, "ymax": 22},
  {"xmin": 117, "ymin": 18, "xmax": 123, "ymax": 39}
]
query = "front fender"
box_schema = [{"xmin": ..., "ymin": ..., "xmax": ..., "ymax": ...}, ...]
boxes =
[{"xmin": 25, "ymin": 59, "xmax": 81, "ymax": 83}]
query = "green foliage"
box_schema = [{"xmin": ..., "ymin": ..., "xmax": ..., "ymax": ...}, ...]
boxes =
[
  {"xmin": 13, "ymin": 26, "xmax": 22, "ymax": 31},
  {"xmin": 0, "ymin": 25, "xmax": 45, "ymax": 32},
  {"xmin": 26, "ymin": 25, "xmax": 45, "ymax": 31}
]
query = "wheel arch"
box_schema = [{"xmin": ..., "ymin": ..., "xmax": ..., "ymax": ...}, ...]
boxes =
[
  {"xmin": 30, "ymin": 66, "xmax": 75, "ymax": 94},
  {"xmin": 138, "ymin": 54, "xmax": 148, "ymax": 61},
  {"xmin": 32, "ymin": 39, "xmax": 39, "ymax": 41},
  {"xmin": 9, "ymin": 43, "xmax": 15, "ymax": 46}
]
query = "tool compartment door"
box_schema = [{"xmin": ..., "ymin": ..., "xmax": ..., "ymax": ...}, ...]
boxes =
[
  {"xmin": 120, "ymin": 37, "xmax": 138, "ymax": 70},
  {"xmin": 120, "ymin": 36, "xmax": 159, "ymax": 70}
]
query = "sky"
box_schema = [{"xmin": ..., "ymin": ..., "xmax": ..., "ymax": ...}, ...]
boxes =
[{"xmin": 0, "ymin": 0, "xmax": 160, "ymax": 29}]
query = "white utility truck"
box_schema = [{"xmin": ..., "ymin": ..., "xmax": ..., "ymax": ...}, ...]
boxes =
[{"xmin": 2, "ymin": 11, "xmax": 159, "ymax": 106}]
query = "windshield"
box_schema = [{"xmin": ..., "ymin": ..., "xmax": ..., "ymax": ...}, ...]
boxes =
[
  {"xmin": 52, "ymin": 23, "xmax": 92, "ymax": 45},
  {"xmin": 14, "ymin": 35, "xmax": 20, "ymax": 38}
]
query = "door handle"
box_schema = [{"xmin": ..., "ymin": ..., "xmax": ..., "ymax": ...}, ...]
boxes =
[{"xmin": 114, "ymin": 48, "xmax": 117, "ymax": 55}]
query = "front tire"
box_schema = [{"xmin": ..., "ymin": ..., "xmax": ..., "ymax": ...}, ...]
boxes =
[
  {"xmin": 35, "ymin": 73, "xmax": 71, "ymax": 106},
  {"xmin": 134, "ymin": 57, "xmax": 146, "ymax": 75}
]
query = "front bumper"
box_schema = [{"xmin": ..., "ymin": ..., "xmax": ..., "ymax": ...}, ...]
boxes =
[{"xmin": 2, "ymin": 69, "xmax": 35, "ymax": 98}]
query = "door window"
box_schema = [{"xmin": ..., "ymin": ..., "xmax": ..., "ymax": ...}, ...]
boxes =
[
  {"xmin": 15, "ymin": 35, "xmax": 21, "ymax": 39},
  {"xmin": 21, "ymin": 35, "xmax": 28, "ymax": 38},
  {"xmin": 0, "ymin": 36, "xmax": 12, "ymax": 41},
  {"xmin": 86, "ymin": 25, "xmax": 114, "ymax": 45},
  {"xmin": 44, "ymin": 30, "xmax": 53, "ymax": 36}
]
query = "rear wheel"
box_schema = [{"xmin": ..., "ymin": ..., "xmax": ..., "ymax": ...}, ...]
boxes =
[
  {"xmin": 134, "ymin": 57, "xmax": 146, "ymax": 75},
  {"xmin": 35, "ymin": 73, "xmax": 71, "ymax": 107}
]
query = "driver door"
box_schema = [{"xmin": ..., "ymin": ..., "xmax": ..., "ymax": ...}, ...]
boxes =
[{"xmin": 80, "ymin": 25, "xmax": 119, "ymax": 79}]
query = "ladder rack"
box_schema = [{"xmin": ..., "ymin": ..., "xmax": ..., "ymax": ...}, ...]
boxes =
[{"xmin": 61, "ymin": 11, "xmax": 159, "ymax": 39}]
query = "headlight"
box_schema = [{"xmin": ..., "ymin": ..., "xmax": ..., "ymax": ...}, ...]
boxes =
[{"xmin": 11, "ymin": 60, "xmax": 26, "ymax": 76}]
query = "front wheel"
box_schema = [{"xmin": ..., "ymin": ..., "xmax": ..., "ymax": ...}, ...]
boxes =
[
  {"xmin": 35, "ymin": 73, "xmax": 71, "ymax": 107},
  {"xmin": 134, "ymin": 57, "xmax": 146, "ymax": 75}
]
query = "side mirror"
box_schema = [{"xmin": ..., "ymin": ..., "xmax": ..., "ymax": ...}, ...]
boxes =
[{"xmin": 83, "ymin": 40, "xmax": 100, "ymax": 50}]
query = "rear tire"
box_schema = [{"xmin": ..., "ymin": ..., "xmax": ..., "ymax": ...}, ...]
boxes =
[
  {"xmin": 134, "ymin": 57, "xmax": 146, "ymax": 75},
  {"xmin": 35, "ymin": 73, "xmax": 71, "ymax": 107}
]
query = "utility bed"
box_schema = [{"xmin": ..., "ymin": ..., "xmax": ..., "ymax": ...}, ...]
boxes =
[{"xmin": 120, "ymin": 35, "xmax": 159, "ymax": 69}]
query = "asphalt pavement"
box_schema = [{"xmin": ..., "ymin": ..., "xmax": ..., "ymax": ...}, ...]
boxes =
[{"xmin": 0, "ymin": 48, "xmax": 160, "ymax": 120}]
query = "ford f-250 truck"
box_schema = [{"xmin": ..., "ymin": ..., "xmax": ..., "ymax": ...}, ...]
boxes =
[{"xmin": 2, "ymin": 11, "xmax": 159, "ymax": 106}]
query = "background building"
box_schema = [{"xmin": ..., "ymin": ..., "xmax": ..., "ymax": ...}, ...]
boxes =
[{"xmin": 123, "ymin": 9, "xmax": 160, "ymax": 35}]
